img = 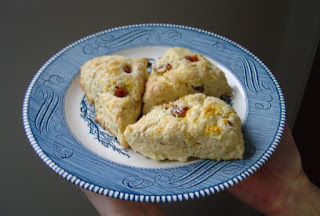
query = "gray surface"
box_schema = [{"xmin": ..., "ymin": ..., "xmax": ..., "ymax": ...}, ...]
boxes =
[{"xmin": 1, "ymin": 0, "xmax": 319, "ymax": 215}]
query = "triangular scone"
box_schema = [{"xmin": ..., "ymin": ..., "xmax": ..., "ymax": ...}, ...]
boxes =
[
  {"xmin": 143, "ymin": 47, "xmax": 232, "ymax": 114},
  {"xmin": 80, "ymin": 55, "xmax": 149, "ymax": 148},
  {"xmin": 125, "ymin": 93, "xmax": 244, "ymax": 162}
]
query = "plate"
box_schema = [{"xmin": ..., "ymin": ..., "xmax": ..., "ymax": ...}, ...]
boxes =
[{"xmin": 23, "ymin": 24, "xmax": 286, "ymax": 202}]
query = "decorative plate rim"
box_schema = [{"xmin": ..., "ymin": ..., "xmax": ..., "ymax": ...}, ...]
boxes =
[{"xmin": 22, "ymin": 23, "xmax": 286, "ymax": 202}]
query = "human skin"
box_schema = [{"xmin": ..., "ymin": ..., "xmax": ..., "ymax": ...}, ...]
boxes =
[
  {"xmin": 81, "ymin": 188, "xmax": 166, "ymax": 216},
  {"xmin": 228, "ymin": 124, "xmax": 320, "ymax": 215}
]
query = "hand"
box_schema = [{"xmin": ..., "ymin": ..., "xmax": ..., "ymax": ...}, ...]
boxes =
[
  {"xmin": 228, "ymin": 124, "xmax": 320, "ymax": 215},
  {"xmin": 81, "ymin": 188, "xmax": 165, "ymax": 216}
]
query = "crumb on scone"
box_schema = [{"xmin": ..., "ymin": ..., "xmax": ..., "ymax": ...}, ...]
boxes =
[
  {"xmin": 125, "ymin": 93, "xmax": 244, "ymax": 162},
  {"xmin": 79, "ymin": 55, "xmax": 149, "ymax": 148},
  {"xmin": 142, "ymin": 47, "xmax": 232, "ymax": 114}
]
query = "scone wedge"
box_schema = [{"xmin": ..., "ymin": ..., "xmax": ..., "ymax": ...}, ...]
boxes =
[
  {"xmin": 125, "ymin": 93, "xmax": 244, "ymax": 162},
  {"xmin": 80, "ymin": 55, "xmax": 149, "ymax": 148},
  {"xmin": 143, "ymin": 47, "xmax": 232, "ymax": 114}
]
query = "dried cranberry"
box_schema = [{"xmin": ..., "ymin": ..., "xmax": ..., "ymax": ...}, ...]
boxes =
[
  {"xmin": 171, "ymin": 106, "xmax": 189, "ymax": 117},
  {"xmin": 123, "ymin": 65, "xmax": 131, "ymax": 73},
  {"xmin": 154, "ymin": 63, "xmax": 172, "ymax": 73},
  {"xmin": 186, "ymin": 56, "xmax": 199, "ymax": 62},
  {"xmin": 165, "ymin": 63, "xmax": 172, "ymax": 70},
  {"xmin": 114, "ymin": 86, "xmax": 128, "ymax": 97},
  {"xmin": 228, "ymin": 121, "xmax": 233, "ymax": 126},
  {"xmin": 192, "ymin": 85, "xmax": 204, "ymax": 92}
]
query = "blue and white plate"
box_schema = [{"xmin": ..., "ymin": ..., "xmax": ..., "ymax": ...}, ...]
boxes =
[{"xmin": 23, "ymin": 24, "xmax": 286, "ymax": 202}]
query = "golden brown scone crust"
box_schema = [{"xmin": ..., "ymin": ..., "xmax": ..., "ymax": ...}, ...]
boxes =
[
  {"xmin": 79, "ymin": 55, "xmax": 149, "ymax": 148},
  {"xmin": 142, "ymin": 47, "xmax": 231, "ymax": 114},
  {"xmin": 125, "ymin": 93, "xmax": 244, "ymax": 162}
]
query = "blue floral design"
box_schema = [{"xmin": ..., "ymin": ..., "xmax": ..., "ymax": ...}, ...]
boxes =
[{"xmin": 80, "ymin": 95, "xmax": 129, "ymax": 157}]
